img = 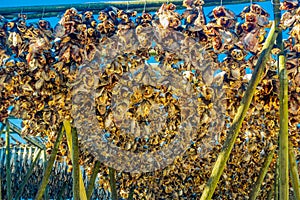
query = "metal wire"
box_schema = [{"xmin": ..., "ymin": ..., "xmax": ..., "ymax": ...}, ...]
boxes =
[
  {"xmin": 271, "ymin": 0, "xmax": 281, "ymax": 6},
  {"xmin": 144, "ymin": 0, "xmax": 147, "ymax": 12},
  {"xmin": 42, "ymin": 7, "xmax": 45, "ymax": 19}
]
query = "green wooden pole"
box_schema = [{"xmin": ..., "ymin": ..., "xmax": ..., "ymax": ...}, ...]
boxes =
[
  {"xmin": 278, "ymin": 54, "xmax": 289, "ymax": 200},
  {"xmin": 71, "ymin": 128, "xmax": 80, "ymax": 200},
  {"xmin": 273, "ymin": 1, "xmax": 288, "ymax": 197},
  {"xmin": 288, "ymin": 141, "xmax": 300, "ymax": 200},
  {"xmin": 5, "ymin": 119, "xmax": 12, "ymax": 200},
  {"xmin": 199, "ymin": 22, "xmax": 279, "ymax": 200},
  {"xmin": 249, "ymin": 148, "xmax": 276, "ymax": 200},
  {"xmin": 1, "ymin": 6, "xmax": 162, "ymax": 19},
  {"xmin": 0, "ymin": 1, "xmax": 183, "ymax": 15},
  {"xmin": 35, "ymin": 125, "xmax": 64, "ymax": 200},
  {"xmin": 14, "ymin": 149, "xmax": 42, "ymax": 199},
  {"xmin": 109, "ymin": 167, "xmax": 118, "ymax": 200},
  {"xmin": 0, "ymin": 0, "xmax": 270, "ymax": 19},
  {"xmin": 64, "ymin": 120, "xmax": 87, "ymax": 200},
  {"xmin": 86, "ymin": 160, "xmax": 101, "ymax": 199}
]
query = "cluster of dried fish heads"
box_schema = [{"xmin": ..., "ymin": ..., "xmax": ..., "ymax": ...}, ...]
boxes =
[{"xmin": 0, "ymin": 0, "xmax": 299, "ymax": 199}]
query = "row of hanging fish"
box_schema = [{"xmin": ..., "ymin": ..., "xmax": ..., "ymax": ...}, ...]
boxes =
[{"xmin": 0, "ymin": 145, "xmax": 109, "ymax": 199}]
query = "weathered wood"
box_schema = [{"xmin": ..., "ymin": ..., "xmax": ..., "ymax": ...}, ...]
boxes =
[
  {"xmin": 0, "ymin": 0, "xmax": 270, "ymax": 19},
  {"xmin": 273, "ymin": 0, "xmax": 289, "ymax": 198},
  {"xmin": 64, "ymin": 120, "xmax": 88, "ymax": 200},
  {"xmin": 249, "ymin": 148, "xmax": 276, "ymax": 200},
  {"xmin": 35, "ymin": 124, "xmax": 64, "ymax": 200},
  {"xmin": 199, "ymin": 22, "xmax": 279, "ymax": 200},
  {"xmin": 71, "ymin": 128, "xmax": 80, "ymax": 200},
  {"xmin": 289, "ymin": 141, "xmax": 300, "ymax": 200},
  {"xmin": 278, "ymin": 54, "xmax": 289, "ymax": 200},
  {"xmin": 7, "ymin": 119, "xmax": 45, "ymax": 150},
  {"xmin": 87, "ymin": 160, "xmax": 101, "ymax": 199}
]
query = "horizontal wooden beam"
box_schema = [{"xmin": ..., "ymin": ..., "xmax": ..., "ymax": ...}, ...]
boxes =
[{"xmin": 0, "ymin": 0, "xmax": 270, "ymax": 19}]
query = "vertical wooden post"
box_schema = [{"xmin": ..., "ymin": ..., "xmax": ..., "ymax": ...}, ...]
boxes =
[
  {"xmin": 278, "ymin": 54, "xmax": 289, "ymax": 200},
  {"xmin": 273, "ymin": 0, "xmax": 289, "ymax": 199}
]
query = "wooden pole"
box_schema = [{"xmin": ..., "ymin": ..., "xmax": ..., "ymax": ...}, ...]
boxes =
[
  {"xmin": 14, "ymin": 149, "xmax": 42, "ymax": 199},
  {"xmin": 288, "ymin": 141, "xmax": 300, "ymax": 200},
  {"xmin": 274, "ymin": 0, "xmax": 289, "ymax": 197},
  {"xmin": 199, "ymin": 22, "xmax": 279, "ymax": 200},
  {"xmin": 7, "ymin": 119, "xmax": 45, "ymax": 150},
  {"xmin": 71, "ymin": 127, "xmax": 80, "ymax": 200},
  {"xmin": 87, "ymin": 160, "xmax": 101, "ymax": 199},
  {"xmin": 109, "ymin": 167, "xmax": 118, "ymax": 200},
  {"xmin": 249, "ymin": 148, "xmax": 276, "ymax": 200},
  {"xmin": 35, "ymin": 124, "xmax": 64, "ymax": 200},
  {"xmin": 1, "ymin": 7, "xmax": 160, "ymax": 19},
  {"xmin": 278, "ymin": 54, "xmax": 289, "ymax": 200},
  {"xmin": 0, "ymin": 0, "xmax": 270, "ymax": 19},
  {"xmin": 5, "ymin": 119, "xmax": 12, "ymax": 200},
  {"xmin": 64, "ymin": 120, "xmax": 87, "ymax": 200},
  {"xmin": 0, "ymin": 1, "xmax": 183, "ymax": 15},
  {"xmin": 43, "ymin": 149, "xmax": 50, "ymax": 200}
]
